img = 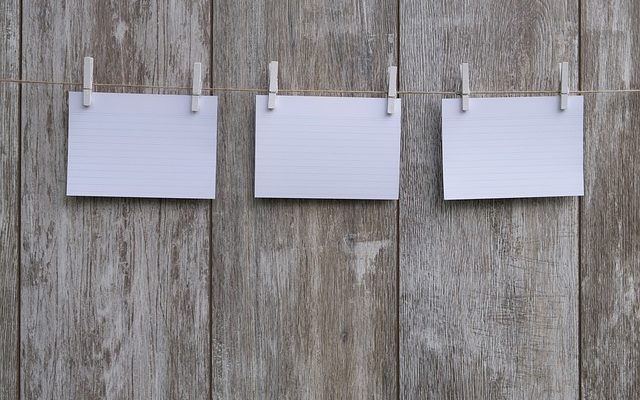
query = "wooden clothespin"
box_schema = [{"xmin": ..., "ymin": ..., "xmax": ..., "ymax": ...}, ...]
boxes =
[
  {"xmin": 460, "ymin": 63, "xmax": 470, "ymax": 111},
  {"xmin": 268, "ymin": 61, "xmax": 278, "ymax": 110},
  {"xmin": 83, "ymin": 57, "xmax": 94, "ymax": 107},
  {"xmin": 191, "ymin": 62, "xmax": 202, "ymax": 112},
  {"xmin": 559, "ymin": 62, "xmax": 569, "ymax": 111},
  {"xmin": 387, "ymin": 66, "xmax": 398, "ymax": 114}
]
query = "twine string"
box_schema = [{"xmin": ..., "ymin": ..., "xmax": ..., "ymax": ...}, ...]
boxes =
[{"xmin": 2, "ymin": 77, "xmax": 640, "ymax": 96}]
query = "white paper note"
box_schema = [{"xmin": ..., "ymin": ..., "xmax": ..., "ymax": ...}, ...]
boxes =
[
  {"xmin": 67, "ymin": 92, "xmax": 217, "ymax": 199},
  {"xmin": 254, "ymin": 95, "xmax": 402, "ymax": 199},
  {"xmin": 441, "ymin": 96, "xmax": 584, "ymax": 200}
]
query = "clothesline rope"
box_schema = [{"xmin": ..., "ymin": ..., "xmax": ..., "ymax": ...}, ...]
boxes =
[{"xmin": 2, "ymin": 77, "xmax": 640, "ymax": 95}]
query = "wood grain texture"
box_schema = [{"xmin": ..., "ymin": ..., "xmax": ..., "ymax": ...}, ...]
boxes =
[
  {"xmin": 399, "ymin": 1, "xmax": 579, "ymax": 398},
  {"xmin": 20, "ymin": 2, "xmax": 210, "ymax": 398},
  {"xmin": 210, "ymin": 1, "xmax": 398, "ymax": 398},
  {"xmin": 581, "ymin": 1, "xmax": 640, "ymax": 398},
  {"xmin": 0, "ymin": 0, "xmax": 19, "ymax": 398}
]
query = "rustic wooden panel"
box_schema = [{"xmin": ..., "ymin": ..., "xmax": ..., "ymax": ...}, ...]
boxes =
[
  {"xmin": 210, "ymin": 1, "xmax": 397, "ymax": 398},
  {"xmin": 399, "ymin": 1, "xmax": 579, "ymax": 398},
  {"xmin": 581, "ymin": 1, "xmax": 640, "ymax": 397},
  {"xmin": 20, "ymin": 2, "xmax": 210, "ymax": 398},
  {"xmin": 0, "ymin": 0, "xmax": 20, "ymax": 398}
]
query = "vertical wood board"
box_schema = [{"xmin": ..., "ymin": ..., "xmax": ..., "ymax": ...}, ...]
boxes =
[
  {"xmin": 210, "ymin": 1, "xmax": 398, "ymax": 398},
  {"xmin": 0, "ymin": 0, "xmax": 20, "ymax": 398},
  {"xmin": 399, "ymin": 1, "xmax": 580, "ymax": 398},
  {"xmin": 20, "ymin": 2, "xmax": 211, "ymax": 398},
  {"xmin": 581, "ymin": 1, "xmax": 640, "ymax": 397}
]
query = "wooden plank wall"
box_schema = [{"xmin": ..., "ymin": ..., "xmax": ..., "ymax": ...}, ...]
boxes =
[
  {"xmin": 0, "ymin": 0, "xmax": 638, "ymax": 399},
  {"xmin": 20, "ymin": 1, "xmax": 210, "ymax": 398},
  {"xmin": 0, "ymin": 0, "xmax": 19, "ymax": 398},
  {"xmin": 581, "ymin": 1, "xmax": 640, "ymax": 397},
  {"xmin": 210, "ymin": 1, "xmax": 397, "ymax": 398},
  {"xmin": 399, "ymin": 1, "xmax": 580, "ymax": 398}
]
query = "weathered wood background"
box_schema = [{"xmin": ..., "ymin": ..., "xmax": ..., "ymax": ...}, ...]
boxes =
[{"xmin": 0, "ymin": 0, "xmax": 638, "ymax": 398}]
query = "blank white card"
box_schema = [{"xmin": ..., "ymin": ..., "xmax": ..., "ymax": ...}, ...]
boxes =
[
  {"xmin": 255, "ymin": 95, "xmax": 401, "ymax": 199},
  {"xmin": 67, "ymin": 92, "xmax": 217, "ymax": 199},
  {"xmin": 442, "ymin": 96, "xmax": 584, "ymax": 200}
]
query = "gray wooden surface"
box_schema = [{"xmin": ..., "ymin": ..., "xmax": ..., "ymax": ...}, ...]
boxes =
[
  {"xmin": 210, "ymin": 1, "xmax": 397, "ymax": 398},
  {"xmin": 581, "ymin": 1, "xmax": 640, "ymax": 397},
  {"xmin": 20, "ymin": 1, "xmax": 210, "ymax": 398},
  {"xmin": 399, "ymin": 1, "xmax": 580, "ymax": 398},
  {"xmin": 0, "ymin": 0, "xmax": 19, "ymax": 399},
  {"xmin": 1, "ymin": 1, "xmax": 639, "ymax": 399}
]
